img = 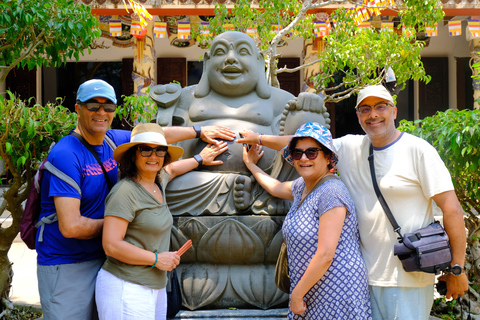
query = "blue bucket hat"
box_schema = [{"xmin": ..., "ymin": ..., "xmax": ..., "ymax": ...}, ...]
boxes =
[
  {"xmin": 282, "ymin": 122, "xmax": 339, "ymax": 167},
  {"xmin": 76, "ymin": 79, "xmax": 117, "ymax": 104}
]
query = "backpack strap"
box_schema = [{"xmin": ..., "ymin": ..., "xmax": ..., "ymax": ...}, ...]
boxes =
[
  {"xmin": 104, "ymin": 134, "xmax": 117, "ymax": 151},
  {"xmin": 35, "ymin": 134, "xmax": 117, "ymax": 244},
  {"xmin": 44, "ymin": 161, "xmax": 82, "ymax": 195},
  {"xmin": 35, "ymin": 161, "xmax": 82, "ymax": 243}
]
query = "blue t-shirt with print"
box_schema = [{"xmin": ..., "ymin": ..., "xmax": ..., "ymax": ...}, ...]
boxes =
[{"xmin": 36, "ymin": 129, "xmax": 131, "ymax": 265}]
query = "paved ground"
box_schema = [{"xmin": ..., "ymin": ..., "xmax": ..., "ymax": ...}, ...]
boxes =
[
  {"xmin": 3, "ymin": 234, "xmax": 445, "ymax": 320},
  {"xmin": 6, "ymin": 224, "xmax": 41, "ymax": 308}
]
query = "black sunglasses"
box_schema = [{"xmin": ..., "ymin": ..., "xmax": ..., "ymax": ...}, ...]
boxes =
[
  {"xmin": 291, "ymin": 147, "xmax": 324, "ymax": 161},
  {"xmin": 80, "ymin": 100, "xmax": 116, "ymax": 113},
  {"xmin": 138, "ymin": 146, "xmax": 168, "ymax": 157}
]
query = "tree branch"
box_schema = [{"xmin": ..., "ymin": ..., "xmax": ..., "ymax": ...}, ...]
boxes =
[{"xmin": 277, "ymin": 58, "xmax": 322, "ymax": 74}]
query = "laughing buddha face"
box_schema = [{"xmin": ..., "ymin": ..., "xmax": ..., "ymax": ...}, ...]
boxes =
[{"xmin": 206, "ymin": 32, "xmax": 260, "ymax": 97}]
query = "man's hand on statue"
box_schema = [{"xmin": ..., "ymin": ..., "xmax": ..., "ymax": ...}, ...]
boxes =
[
  {"xmin": 199, "ymin": 142, "xmax": 228, "ymax": 166},
  {"xmin": 237, "ymin": 130, "xmax": 261, "ymax": 146},
  {"xmin": 243, "ymin": 144, "xmax": 263, "ymax": 166},
  {"xmin": 438, "ymin": 272, "xmax": 468, "ymax": 299},
  {"xmin": 200, "ymin": 126, "xmax": 236, "ymax": 145},
  {"xmin": 288, "ymin": 92, "xmax": 325, "ymax": 113}
]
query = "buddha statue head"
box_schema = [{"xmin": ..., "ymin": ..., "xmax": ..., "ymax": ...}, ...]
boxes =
[{"xmin": 195, "ymin": 31, "xmax": 271, "ymax": 99}]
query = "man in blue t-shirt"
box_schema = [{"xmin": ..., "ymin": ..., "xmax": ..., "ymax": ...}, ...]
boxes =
[{"xmin": 36, "ymin": 79, "xmax": 235, "ymax": 320}]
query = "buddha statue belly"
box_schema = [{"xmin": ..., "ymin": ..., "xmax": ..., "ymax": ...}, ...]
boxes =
[{"xmin": 165, "ymin": 88, "xmax": 293, "ymax": 216}]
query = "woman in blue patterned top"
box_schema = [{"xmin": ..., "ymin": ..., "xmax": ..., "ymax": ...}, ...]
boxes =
[{"xmin": 243, "ymin": 122, "xmax": 371, "ymax": 319}]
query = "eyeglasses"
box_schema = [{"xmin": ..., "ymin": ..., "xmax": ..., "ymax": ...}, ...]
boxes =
[
  {"xmin": 291, "ymin": 147, "xmax": 323, "ymax": 161},
  {"xmin": 80, "ymin": 100, "xmax": 116, "ymax": 113},
  {"xmin": 356, "ymin": 102, "xmax": 393, "ymax": 115},
  {"xmin": 138, "ymin": 146, "xmax": 168, "ymax": 157}
]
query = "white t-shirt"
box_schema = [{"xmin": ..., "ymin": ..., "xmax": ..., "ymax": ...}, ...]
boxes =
[{"xmin": 334, "ymin": 132, "xmax": 454, "ymax": 287}]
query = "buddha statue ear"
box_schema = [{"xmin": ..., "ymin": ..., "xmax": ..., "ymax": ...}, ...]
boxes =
[
  {"xmin": 195, "ymin": 52, "xmax": 211, "ymax": 98},
  {"xmin": 255, "ymin": 52, "xmax": 271, "ymax": 99}
]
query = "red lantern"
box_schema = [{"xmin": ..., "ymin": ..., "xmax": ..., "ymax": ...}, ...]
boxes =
[{"xmin": 133, "ymin": 27, "xmax": 147, "ymax": 39}]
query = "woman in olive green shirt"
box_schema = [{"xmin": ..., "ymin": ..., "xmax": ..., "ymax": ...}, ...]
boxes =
[{"xmin": 95, "ymin": 123, "xmax": 227, "ymax": 320}]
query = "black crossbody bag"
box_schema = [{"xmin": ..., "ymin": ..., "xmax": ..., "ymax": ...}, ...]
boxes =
[{"xmin": 368, "ymin": 144, "xmax": 452, "ymax": 274}]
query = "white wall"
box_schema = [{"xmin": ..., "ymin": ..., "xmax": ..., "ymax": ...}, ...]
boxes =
[{"xmin": 73, "ymin": 35, "xmax": 305, "ymax": 85}]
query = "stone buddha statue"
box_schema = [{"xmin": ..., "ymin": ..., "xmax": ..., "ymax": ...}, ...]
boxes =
[
  {"xmin": 151, "ymin": 31, "xmax": 330, "ymax": 217},
  {"xmin": 150, "ymin": 31, "xmax": 330, "ymax": 312}
]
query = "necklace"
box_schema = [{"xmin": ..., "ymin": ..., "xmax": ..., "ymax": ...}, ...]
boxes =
[{"xmin": 137, "ymin": 177, "xmax": 159, "ymax": 194}]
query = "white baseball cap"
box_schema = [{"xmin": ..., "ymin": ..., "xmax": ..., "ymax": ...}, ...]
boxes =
[{"xmin": 355, "ymin": 85, "xmax": 394, "ymax": 109}]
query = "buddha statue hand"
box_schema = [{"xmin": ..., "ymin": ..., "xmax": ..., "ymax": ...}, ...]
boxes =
[
  {"xmin": 281, "ymin": 92, "xmax": 331, "ymax": 135},
  {"xmin": 150, "ymin": 83, "xmax": 182, "ymax": 126}
]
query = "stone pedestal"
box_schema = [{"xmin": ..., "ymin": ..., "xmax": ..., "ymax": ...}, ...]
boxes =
[
  {"xmin": 172, "ymin": 308, "xmax": 288, "ymax": 319},
  {"xmin": 172, "ymin": 216, "xmax": 289, "ymax": 311}
]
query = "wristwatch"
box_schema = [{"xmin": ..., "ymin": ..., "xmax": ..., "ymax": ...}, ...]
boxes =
[
  {"xmin": 193, "ymin": 125, "xmax": 201, "ymax": 139},
  {"xmin": 448, "ymin": 264, "xmax": 466, "ymax": 276},
  {"xmin": 194, "ymin": 154, "xmax": 203, "ymax": 167}
]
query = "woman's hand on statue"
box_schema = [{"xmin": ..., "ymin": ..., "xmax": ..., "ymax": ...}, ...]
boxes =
[
  {"xmin": 289, "ymin": 293, "xmax": 307, "ymax": 315},
  {"xmin": 243, "ymin": 144, "xmax": 263, "ymax": 167},
  {"xmin": 237, "ymin": 130, "xmax": 260, "ymax": 145},
  {"xmin": 199, "ymin": 142, "xmax": 228, "ymax": 166},
  {"xmin": 200, "ymin": 126, "xmax": 236, "ymax": 145},
  {"xmin": 155, "ymin": 251, "xmax": 180, "ymax": 271}
]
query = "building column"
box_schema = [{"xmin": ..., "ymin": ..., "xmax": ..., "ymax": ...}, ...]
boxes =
[
  {"xmin": 132, "ymin": 20, "xmax": 155, "ymax": 97},
  {"xmin": 472, "ymin": 38, "xmax": 480, "ymax": 110}
]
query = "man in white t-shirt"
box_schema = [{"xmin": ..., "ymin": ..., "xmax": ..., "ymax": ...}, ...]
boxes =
[
  {"xmin": 332, "ymin": 85, "xmax": 468, "ymax": 319},
  {"xmin": 236, "ymin": 85, "xmax": 468, "ymax": 320}
]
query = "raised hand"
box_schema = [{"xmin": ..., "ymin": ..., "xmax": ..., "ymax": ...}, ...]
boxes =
[
  {"xmin": 200, "ymin": 126, "xmax": 236, "ymax": 145},
  {"xmin": 237, "ymin": 130, "xmax": 261, "ymax": 146},
  {"xmin": 243, "ymin": 144, "xmax": 264, "ymax": 167}
]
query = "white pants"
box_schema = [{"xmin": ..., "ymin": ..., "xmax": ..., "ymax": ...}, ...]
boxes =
[
  {"xmin": 95, "ymin": 268, "xmax": 167, "ymax": 320},
  {"xmin": 369, "ymin": 285, "xmax": 434, "ymax": 320}
]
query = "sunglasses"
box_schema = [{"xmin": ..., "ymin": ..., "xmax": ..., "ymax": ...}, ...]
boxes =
[
  {"xmin": 80, "ymin": 100, "xmax": 116, "ymax": 113},
  {"xmin": 291, "ymin": 147, "xmax": 324, "ymax": 161},
  {"xmin": 138, "ymin": 146, "xmax": 168, "ymax": 157}
]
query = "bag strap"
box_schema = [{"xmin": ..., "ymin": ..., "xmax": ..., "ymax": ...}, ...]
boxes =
[
  {"xmin": 104, "ymin": 135, "xmax": 116, "ymax": 151},
  {"xmin": 70, "ymin": 131, "xmax": 114, "ymax": 190},
  {"xmin": 36, "ymin": 161, "xmax": 82, "ymax": 243},
  {"xmin": 44, "ymin": 161, "xmax": 82, "ymax": 195},
  {"xmin": 368, "ymin": 144, "xmax": 403, "ymax": 241},
  {"xmin": 295, "ymin": 174, "xmax": 339, "ymax": 214},
  {"xmin": 284, "ymin": 174, "xmax": 340, "ymax": 245}
]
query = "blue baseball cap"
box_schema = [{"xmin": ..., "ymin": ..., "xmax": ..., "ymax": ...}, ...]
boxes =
[
  {"xmin": 76, "ymin": 79, "xmax": 117, "ymax": 104},
  {"xmin": 282, "ymin": 122, "xmax": 339, "ymax": 167}
]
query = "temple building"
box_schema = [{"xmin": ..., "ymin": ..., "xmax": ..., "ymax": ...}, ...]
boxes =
[{"xmin": 4, "ymin": 0, "xmax": 480, "ymax": 136}]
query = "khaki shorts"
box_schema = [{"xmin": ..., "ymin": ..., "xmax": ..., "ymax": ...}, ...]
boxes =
[{"xmin": 369, "ymin": 285, "xmax": 434, "ymax": 320}]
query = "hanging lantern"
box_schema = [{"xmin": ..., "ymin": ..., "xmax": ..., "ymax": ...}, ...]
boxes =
[{"xmin": 131, "ymin": 20, "xmax": 147, "ymax": 62}]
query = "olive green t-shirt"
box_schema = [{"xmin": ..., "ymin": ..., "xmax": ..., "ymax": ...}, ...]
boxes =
[{"xmin": 101, "ymin": 170, "xmax": 172, "ymax": 290}]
